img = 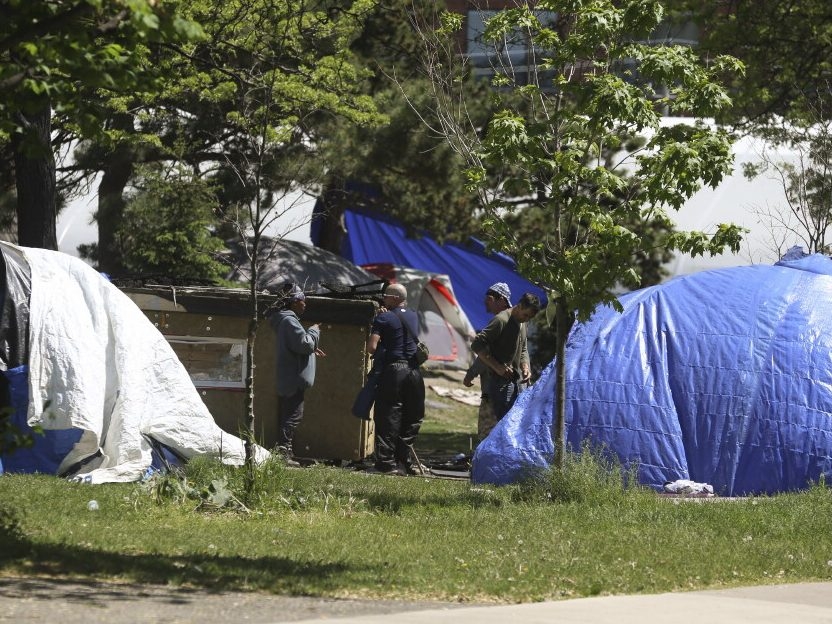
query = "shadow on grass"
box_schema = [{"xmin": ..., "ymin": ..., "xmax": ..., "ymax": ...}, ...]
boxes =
[
  {"xmin": 0, "ymin": 541, "xmax": 365, "ymax": 595},
  {"xmin": 0, "ymin": 506, "xmax": 32, "ymax": 561},
  {"xmin": 414, "ymin": 432, "xmax": 474, "ymax": 456},
  {"xmin": 325, "ymin": 474, "xmax": 502, "ymax": 514}
]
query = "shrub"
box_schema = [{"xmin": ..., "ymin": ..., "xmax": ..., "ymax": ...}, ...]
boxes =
[{"xmin": 514, "ymin": 442, "xmax": 645, "ymax": 505}]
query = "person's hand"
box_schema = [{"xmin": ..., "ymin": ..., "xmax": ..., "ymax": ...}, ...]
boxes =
[
  {"xmin": 498, "ymin": 364, "xmax": 515, "ymax": 380},
  {"xmin": 520, "ymin": 367, "xmax": 531, "ymax": 384},
  {"xmin": 315, "ymin": 348, "xmax": 326, "ymax": 357},
  {"xmin": 310, "ymin": 323, "xmax": 320, "ymax": 332},
  {"xmin": 462, "ymin": 376, "xmax": 474, "ymax": 387}
]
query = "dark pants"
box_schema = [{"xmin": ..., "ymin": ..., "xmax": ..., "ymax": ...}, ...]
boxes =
[
  {"xmin": 486, "ymin": 375, "xmax": 519, "ymax": 422},
  {"xmin": 373, "ymin": 362, "xmax": 425, "ymax": 471},
  {"xmin": 277, "ymin": 389, "xmax": 305, "ymax": 455}
]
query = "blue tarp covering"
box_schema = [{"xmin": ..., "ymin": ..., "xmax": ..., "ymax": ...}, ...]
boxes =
[
  {"xmin": 0, "ymin": 369, "xmax": 184, "ymax": 479},
  {"xmin": 311, "ymin": 205, "xmax": 547, "ymax": 329},
  {"xmin": 472, "ymin": 254, "xmax": 832, "ymax": 496},
  {"xmin": 0, "ymin": 366, "xmax": 83, "ymax": 475}
]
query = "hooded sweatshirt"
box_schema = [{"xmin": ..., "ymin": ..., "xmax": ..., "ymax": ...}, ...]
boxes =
[{"xmin": 271, "ymin": 309, "xmax": 320, "ymax": 396}]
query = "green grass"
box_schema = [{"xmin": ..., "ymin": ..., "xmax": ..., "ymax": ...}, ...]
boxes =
[
  {"xmin": 416, "ymin": 370, "xmax": 479, "ymax": 457},
  {"xmin": 2, "ymin": 454, "xmax": 832, "ymax": 603},
  {"xmin": 2, "ymin": 372, "xmax": 831, "ymax": 602}
]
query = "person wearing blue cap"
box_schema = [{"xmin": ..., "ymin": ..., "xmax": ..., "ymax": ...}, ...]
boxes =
[
  {"xmin": 464, "ymin": 282, "xmax": 513, "ymax": 440},
  {"xmin": 270, "ymin": 282, "xmax": 325, "ymax": 466},
  {"xmin": 471, "ymin": 291, "xmax": 540, "ymax": 428}
]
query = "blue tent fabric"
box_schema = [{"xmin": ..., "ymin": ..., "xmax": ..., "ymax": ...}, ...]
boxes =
[
  {"xmin": 0, "ymin": 366, "xmax": 83, "ymax": 475},
  {"xmin": 312, "ymin": 205, "xmax": 547, "ymax": 330},
  {"xmin": 472, "ymin": 255, "xmax": 832, "ymax": 496}
]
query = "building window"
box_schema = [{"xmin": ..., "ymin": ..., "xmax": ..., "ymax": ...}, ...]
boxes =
[
  {"xmin": 166, "ymin": 336, "xmax": 247, "ymax": 389},
  {"xmin": 466, "ymin": 10, "xmax": 559, "ymax": 86},
  {"xmin": 465, "ymin": 9, "xmax": 699, "ymax": 97}
]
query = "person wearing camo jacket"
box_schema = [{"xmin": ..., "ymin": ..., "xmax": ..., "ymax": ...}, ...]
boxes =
[{"xmin": 463, "ymin": 282, "xmax": 512, "ymax": 441}]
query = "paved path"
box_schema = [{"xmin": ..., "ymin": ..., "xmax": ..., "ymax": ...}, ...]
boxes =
[
  {"xmin": 0, "ymin": 577, "xmax": 465, "ymax": 623},
  {"xmin": 2, "ymin": 577, "xmax": 831, "ymax": 623}
]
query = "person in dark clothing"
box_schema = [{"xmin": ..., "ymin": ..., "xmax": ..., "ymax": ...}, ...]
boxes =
[
  {"xmin": 270, "ymin": 283, "xmax": 325, "ymax": 466},
  {"xmin": 366, "ymin": 283, "xmax": 425, "ymax": 475},
  {"xmin": 471, "ymin": 292, "xmax": 540, "ymax": 423},
  {"xmin": 463, "ymin": 282, "xmax": 513, "ymax": 440}
]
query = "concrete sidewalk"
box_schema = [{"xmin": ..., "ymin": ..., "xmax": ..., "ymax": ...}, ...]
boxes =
[
  {"xmin": 290, "ymin": 582, "xmax": 832, "ymax": 624},
  {"xmin": 2, "ymin": 577, "xmax": 831, "ymax": 623}
]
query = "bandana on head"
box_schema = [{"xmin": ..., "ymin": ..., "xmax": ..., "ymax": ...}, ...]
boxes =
[
  {"xmin": 488, "ymin": 282, "xmax": 512, "ymax": 305},
  {"xmin": 288, "ymin": 285, "xmax": 305, "ymax": 301}
]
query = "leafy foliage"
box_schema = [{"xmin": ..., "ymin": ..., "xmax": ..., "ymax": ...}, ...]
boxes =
[
  {"xmin": 139, "ymin": 467, "xmax": 250, "ymax": 512},
  {"xmin": 0, "ymin": 1, "xmax": 205, "ymax": 251},
  {"xmin": 0, "ymin": 0, "xmax": 204, "ymax": 143},
  {"xmin": 115, "ymin": 166, "xmax": 226, "ymax": 281},
  {"xmin": 421, "ymin": 0, "xmax": 745, "ymax": 319},
  {"xmin": 56, "ymin": 0, "xmax": 384, "ymax": 273},
  {"xmin": 315, "ymin": 0, "xmax": 491, "ymax": 247},
  {"xmin": 414, "ymin": 0, "xmax": 745, "ymax": 465},
  {"xmin": 671, "ymin": 0, "xmax": 832, "ymax": 126}
]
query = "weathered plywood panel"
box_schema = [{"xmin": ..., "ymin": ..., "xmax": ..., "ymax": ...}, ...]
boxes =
[{"xmin": 124, "ymin": 287, "xmax": 377, "ymax": 461}]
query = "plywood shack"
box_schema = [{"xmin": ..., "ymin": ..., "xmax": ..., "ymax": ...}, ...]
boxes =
[{"xmin": 120, "ymin": 285, "xmax": 377, "ymax": 461}]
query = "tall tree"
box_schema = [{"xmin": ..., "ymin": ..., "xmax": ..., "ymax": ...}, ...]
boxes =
[
  {"xmin": 742, "ymin": 90, "xmax": 832, "ymax": 257},
  {"xmin": 0, "ymin": 0, "xmax": 203, "ymax": 249},
  {"xmin": 206, "ymin": 0, "xmax": 381, "ymax": 489},
  {"xmin": 671, "ymin": 0, "xmax": 832, "ymax": 127},
  {"xmin": 413, "ymin": 0, "xmax": 745, "ymax": 467},
  {"xmin": 69, "ymin": 0, "xmax": 381, "ymax": 276},
  {"xmin": 123, "ymin": 0, "xmax": 380, "ymax": 487},
  {"xmin": 315, "ymin": 0, "xmax": 492, "ymax": 253}
]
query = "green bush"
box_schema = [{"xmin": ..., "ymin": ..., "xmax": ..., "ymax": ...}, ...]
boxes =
[{"xmin": 514, "ymin": 442, "xmax": 646, "ymax": 505}]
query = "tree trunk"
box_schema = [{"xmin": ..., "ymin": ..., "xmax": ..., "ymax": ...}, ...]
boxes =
[
  {"xmin": 96, "ymin": 114, "xmax": 136, "ymax": 275},
  {"xmin": 243, "ymin": 300, "xmax": 258, "ymax": 497},
  {"xmin": 315, "ymin": 184, "xmax": 347, "ymax": 253},
  {"xmin": 552, "ymin": 299, "xmax": 573, "ymax": 470},
  {"xmin": 13, "ymin": 105, "xmax": 57, "ymax": 250},
  {"xmin": 243, "ymin": 231, "xmax": 262, "ymax": 499}
]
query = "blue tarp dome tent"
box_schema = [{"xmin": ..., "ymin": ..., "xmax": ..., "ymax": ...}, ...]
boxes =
[{"xmin": 472, "ymin": 253, "xmax": 832, "ymax": 496}]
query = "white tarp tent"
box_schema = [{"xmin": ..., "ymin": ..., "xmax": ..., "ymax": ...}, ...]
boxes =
[
  {"xmin": 5, "ymin": 243, "xmax": 269, "ymax": 483},
  {"xmin": 660, "ymin": 119, "xmax": 800, "ymax": 278}
]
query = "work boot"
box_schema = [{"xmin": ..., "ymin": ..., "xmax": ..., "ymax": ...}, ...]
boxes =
[{"xmin": 276, "ymin": 445, "xmax": 300, "ymax": 468}]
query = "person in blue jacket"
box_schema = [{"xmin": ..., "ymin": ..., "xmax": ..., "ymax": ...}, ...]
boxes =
[
  {"xmin": 366, "ymin": 283, "xmax": 425, "ymax": 475},
  {"xmin": 270, "ymin": 283, "xmax": 325, "ymax": 465}
]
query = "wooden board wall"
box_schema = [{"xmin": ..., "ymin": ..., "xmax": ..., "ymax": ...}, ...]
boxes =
[{"xmin": 125, "ymin": 288, "xmax": 377, "ymax": 461}]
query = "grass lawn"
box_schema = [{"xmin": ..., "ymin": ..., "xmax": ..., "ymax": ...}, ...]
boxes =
[
  {"xmin": 415, "ymin": 369, "xmax": 479, "ymax": 458},
  {"xmin": 1, "ymin": 371, "xmax": 832, "ymax": 603}
]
